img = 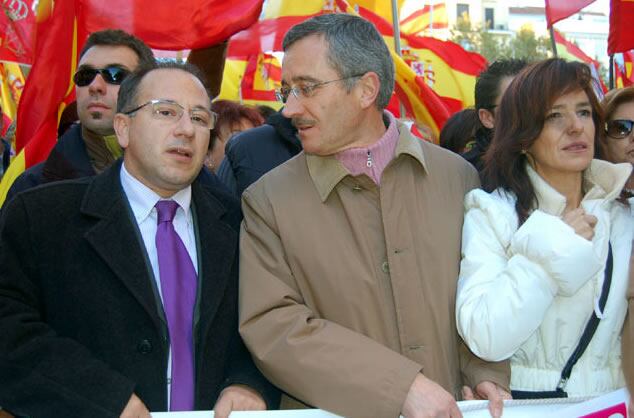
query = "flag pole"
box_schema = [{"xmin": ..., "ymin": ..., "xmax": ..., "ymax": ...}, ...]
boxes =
[
  {"xmin": 391, "ymin": 0, "xmax": 405, "ymax": 117},
  {"xmin": 609, "ymin": 54, "xmax": 614, "ymax": 89},
  {"xmin": 549, "ymin": 26, "xmax": 558, "ymax": 57},
  {"xmin": 429, "ymin": 0, "xmax": 434, "ymax": 33}
]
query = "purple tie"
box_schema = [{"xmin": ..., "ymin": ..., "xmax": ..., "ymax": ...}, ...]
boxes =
[{"xmin": 155, "ymin": 200, "xmax": 197, "ymax": 411}]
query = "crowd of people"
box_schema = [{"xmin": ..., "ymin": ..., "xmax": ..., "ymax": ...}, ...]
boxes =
[{"xmin": 0, "ymin": 12, "xmax": 632, "ymax": 418}]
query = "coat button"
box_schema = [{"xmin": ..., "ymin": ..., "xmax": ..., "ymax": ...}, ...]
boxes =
[
  {"xmin": 137, "ymin": 339, "xmax": 153, "ymax": 354},
  {"xmin": 381, "ymin": 261, "xmax": 390, "ymax": 274}
]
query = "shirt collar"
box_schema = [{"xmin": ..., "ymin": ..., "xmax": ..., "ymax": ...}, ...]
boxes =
[
  {"xmin": 306, "ymin": 116, "xmax": 428, "ymax": 202},
  {"xmin": 120, "ymin": 162, "xmax": 193, "ymax": 224}
]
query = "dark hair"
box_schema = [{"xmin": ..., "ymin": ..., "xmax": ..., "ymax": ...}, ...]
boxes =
[
  {"xmin": 475, "ymin": 59, "xmax": 528, "ymax": 110},
  {"xmin": 210, "ymin": 100, "xmax": 264, "ymax": 149},
  {"xmin": 117, "ymin": 62, "xmax": 209, "ymax": 114},
  {"xmin": 256, "ymin": 105, "xmax": 278, "ymax": 120},
  {"xmin": 80, "ymin": 29, "xmax": 155, "ymax": 70},
  {"xmin": 483, "ymin": 58, "xmax": 603, "ymax": 224},
  {"xmin": 474, "ymin": 59, "xmax": 528, "ymax": 137},
  {"xmin": 439, "ymin": 108, "xmax": 479, "ymax": 154},
  {"xmin": 283, "ymin": 13, "xmax": 394, "ymax": 110}
]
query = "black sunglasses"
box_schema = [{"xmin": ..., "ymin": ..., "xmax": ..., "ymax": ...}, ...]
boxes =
[
  {"xmin": 73, "ymin": 66, "xmax": 130, "ymax": 87},
  {"xmin": 605, "ymin": 119, "xmax": 634, "ymax": 139}
]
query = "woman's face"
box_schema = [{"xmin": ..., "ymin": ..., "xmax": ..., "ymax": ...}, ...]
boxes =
[
  {"xmin": 205, "ymin": 118, "xmax": 256, "ymax": 172},
  {"xmin": 528, "ymin": 89, "xmax": 595, "ymax": 184},
  {"xmin": 605, "ymin": 100, "xmax": 634, "ymax": 166}
]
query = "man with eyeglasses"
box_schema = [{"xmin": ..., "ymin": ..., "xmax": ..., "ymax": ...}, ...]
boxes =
[
  {"xmin": 4, "ymin": 29, "xmax": 155, "ymax": 204},
  {"xmin": 239, "ymin": 13, "xmax": 509, "ymax": 418},
  {"xmin": 0, "ymin": 62, "xmax": 278, "ymax": 416}
]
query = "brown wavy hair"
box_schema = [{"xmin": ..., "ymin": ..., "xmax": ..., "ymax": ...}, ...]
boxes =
[{"xmin": 482, "ymin": 58, "xmax": 604, "ymax": 224}]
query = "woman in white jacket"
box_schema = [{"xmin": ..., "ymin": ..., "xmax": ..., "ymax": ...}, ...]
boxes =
[{"xmin": 456, "ymin": 58, "xmax": 633, "ymax": 398}]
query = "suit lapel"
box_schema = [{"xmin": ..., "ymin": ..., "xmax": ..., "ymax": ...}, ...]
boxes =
[
  {"xmin": 191, "ymin": 179, "xmax": 238, "ymax": 343},
  {"xmin": 81, "ymin": 162, "xmax": 163, "ymax": 329}
]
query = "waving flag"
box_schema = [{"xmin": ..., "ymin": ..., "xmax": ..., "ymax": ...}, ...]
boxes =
[
  {"xmin": 615, "ymin": 51, "xmax": 634, "ymax": 87},
  {"xmin": 553, "ymin": 30, "xmax": 607, "ymax": 94},
  {"xmin": 0, "ymin": 63, "xmax": 25, "ymax": 128},
  {"xmin": 545, "ymin": 0, "xmax": 596, "ymax": 28},
  {"xmin": 400, "ymin": 2, "xmax": 448, "ymax": 35}
]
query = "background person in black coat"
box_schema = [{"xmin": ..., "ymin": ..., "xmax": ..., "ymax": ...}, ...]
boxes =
[{"xmin": 0, "ymin": 62, "xmax": 278, "ymax": 417}]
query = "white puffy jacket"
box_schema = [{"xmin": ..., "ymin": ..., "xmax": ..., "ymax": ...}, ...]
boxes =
[{"xmin": 456, "ymin": 159, "xmax": 633, "ymax": 396}]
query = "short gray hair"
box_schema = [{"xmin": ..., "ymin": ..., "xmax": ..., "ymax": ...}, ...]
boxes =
[{"xmin": 283, "ymin": 14, "xmax": 394, "ymax": 110}]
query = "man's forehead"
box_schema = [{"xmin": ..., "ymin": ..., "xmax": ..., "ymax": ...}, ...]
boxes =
[
  {"xmin": 282, "ymin": 35, "xmax": 335, "ymax": 83},
  {"xmin": 78, "ymin": 45, "xmax": 139, "ymax": 69},
  {"xmin": 138, "ymin": 69, "xmax": 211, "ymax": 108}
]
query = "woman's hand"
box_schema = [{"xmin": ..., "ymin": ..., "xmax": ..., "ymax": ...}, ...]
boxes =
[{"xmin": 562, "ymin": 208, "xmax": 597, "ymax": 241}]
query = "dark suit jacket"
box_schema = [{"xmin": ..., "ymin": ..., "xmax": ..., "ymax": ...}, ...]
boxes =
[{"xmin": 0, "ymin": 161, "xmax": 278, "ymax": 417}]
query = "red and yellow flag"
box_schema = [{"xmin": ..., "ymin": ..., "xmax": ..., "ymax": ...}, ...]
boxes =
[
  {"xmin": 400, "ymin": 2, "xmax": 448, "ymax": 36},
  {"xmin": 615, "ymin": 51, "xmax": 634, "ymax": 88},
  {"xmin": 0, "ymin": 63, "xmax": 25, "ymax": 129},
  {"xmin": 553, "ymin": 30, "xmax": 606, "ymax": 93}
]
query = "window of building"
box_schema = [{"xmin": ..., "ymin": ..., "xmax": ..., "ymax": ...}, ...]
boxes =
[
  {"xmin": 457, "ymin": 3, "xmax": 470, "ymax": 21},
  {"xmin": 485, "ymin": 7, "xmax": 495, "ymax": 29}
]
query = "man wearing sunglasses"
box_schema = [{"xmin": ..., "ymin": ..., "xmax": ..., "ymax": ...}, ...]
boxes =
[
  {"xmin": 0, "ymin": 62, "xmax": 278, "ymax": 416},
  {"xmin": 4, "ymin": 28, "xmax": 155, "ymax": 204},
  {"xmin": 238, "ymin": 13, "xmax": 509, "ymax": 418}
]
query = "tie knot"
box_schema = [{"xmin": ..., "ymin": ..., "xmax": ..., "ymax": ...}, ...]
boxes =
[{"xmin": 155, "ymin": 200, "xmax": 179, "ymax": 224}]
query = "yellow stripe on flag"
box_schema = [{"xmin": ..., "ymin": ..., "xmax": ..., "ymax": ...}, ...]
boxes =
[
  {"xmin": 0, "ymin": 149, "xmax": 25, "ymax": 205},
  {"xmin": 262, "ymin": 0, "xmax": 325, "ymax": 19}
]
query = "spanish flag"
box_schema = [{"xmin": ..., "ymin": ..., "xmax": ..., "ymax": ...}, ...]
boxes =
[
  {"xmin": 615, "ymin": 51, "xmax": 634, "ymax": 88},
  {"xmin": 553, "ymin": 30, "xmax": 606, "ymax": 94},
  {"xmin": 400, "ymin": 2, "xmax": 448, "ymax": 36},
  {"xmin": 0, "ymin": 63, "xmax": 25, "ymax": 128}
]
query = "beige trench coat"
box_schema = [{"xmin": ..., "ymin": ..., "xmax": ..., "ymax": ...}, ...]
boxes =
[{"xmin": 239, "ymin": 126, "xmax": 509, "ymax": 418}]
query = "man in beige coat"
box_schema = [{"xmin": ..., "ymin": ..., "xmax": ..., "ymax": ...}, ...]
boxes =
[{"xmin": 239, "ymin": 13, "xmax": 509, "ymax": 418}]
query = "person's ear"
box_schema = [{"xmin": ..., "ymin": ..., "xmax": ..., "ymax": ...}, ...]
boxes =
[
  {"xmin": 357, "ymin": 72, "xmax": 381, "ymax": 110},
  {"xmin": 114, "ymin": 113, "xmax": 131, "ymax": 149},
  {"xmin": 478, "ymin": 108, "xmax": 495, "ymax": 129}
]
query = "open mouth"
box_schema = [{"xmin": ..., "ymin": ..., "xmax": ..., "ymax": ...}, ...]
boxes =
[
  {"xmin": 167, "ymin": 147, "xmax": 193, "ymax": 159},
  {"xmin": 562, "ymin": 142, "xmax": 588, "ymax": 152}
]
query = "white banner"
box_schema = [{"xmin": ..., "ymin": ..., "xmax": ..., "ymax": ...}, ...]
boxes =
[{"xmin": 152, "ymin": 388, "xmax": 630, "ymax": 418}]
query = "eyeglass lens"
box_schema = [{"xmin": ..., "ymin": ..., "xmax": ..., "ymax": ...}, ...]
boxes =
[
  {"xmin": 73, "ymin": 66, "xmax": 130, "ymax": 87},
  {"xmin": 606, "ymin": 119, "xmax": 634, "ymax": 139}
]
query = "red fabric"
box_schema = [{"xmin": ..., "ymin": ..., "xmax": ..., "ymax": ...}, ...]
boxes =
[
  {"xmin": 545, "ymin": 0, "xmax": 595, "ymax": 28},
  {"xmin": 1, "ymin": 114, "xmax": 11, "ymax": 137},
  {"xmin": 228, "ymin": 15, "xmax": 315, "ymax": 58},
  {"xmin": 15, "ymin": 0, "xmax": 76, "ymax": 165},
  {"xmin": 405, "ymin": 35, "xmax": 487, "ymax": 76},
  {"xmin": 80, "ymin": 0, "xmax": 263, "ymax": 50},
  {"xmin": 0, "ymin": 0, "xmax": 38, "ymax": 64},
  {"xmin": 608, "ymin": 0, "xmax": 634, "ymax": 54}
]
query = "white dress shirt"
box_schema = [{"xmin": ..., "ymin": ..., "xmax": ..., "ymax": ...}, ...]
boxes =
[{"xmin": 120, "ymin": 162, "xmax": 199, "ymax": 408}]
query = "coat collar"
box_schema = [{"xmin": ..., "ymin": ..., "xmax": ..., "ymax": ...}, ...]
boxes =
[
  {"xmin": 527, "ymin": 159, "xmax": 632, "ymax": 216},
  {"xmin": 80, "ymin": 161, "xmax": 237, "ymax": 333},
  {"xmin": 305, "ymin": 120, "xmax": 428, "ymax": 202}
]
